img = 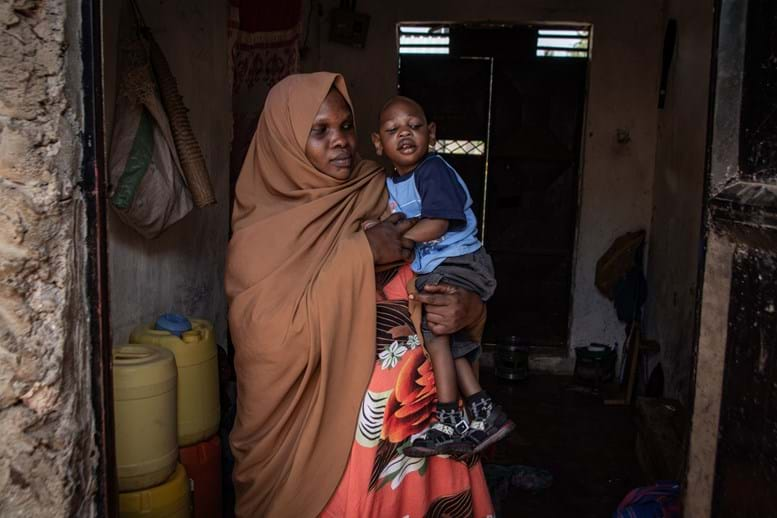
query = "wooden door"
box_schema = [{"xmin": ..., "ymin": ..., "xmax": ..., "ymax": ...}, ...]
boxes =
[
  {"xmin": 485, "ymin": 56, "xmax": 586, "ymax": 347},
  {"xmin": 686, "ymin": 1, "xmax": 777, "ymax": 515}
]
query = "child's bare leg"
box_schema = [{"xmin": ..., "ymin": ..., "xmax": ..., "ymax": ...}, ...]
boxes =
[
  {"xmin": 426, "ymin": 333, "xmax": 458, "ymax": 403},
  {"xmin": 455, "ymin": 357, "xmax": 482, "ymax": 398}
]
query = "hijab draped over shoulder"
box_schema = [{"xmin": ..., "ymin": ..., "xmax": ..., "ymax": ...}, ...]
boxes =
[{"xmin": 225, "ymin": 72, "xmax": 387, "ymax": 517}]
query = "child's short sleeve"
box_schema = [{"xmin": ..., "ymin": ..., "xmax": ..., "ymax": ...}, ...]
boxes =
[{"xmin": 414, "ymin": 156, "xmax": 467, "ymax": 223}]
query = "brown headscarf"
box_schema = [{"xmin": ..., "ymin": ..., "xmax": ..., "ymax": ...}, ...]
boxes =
[{"xmin": 225, "ymin": 72, "xmax": 387, "ymax": 517}]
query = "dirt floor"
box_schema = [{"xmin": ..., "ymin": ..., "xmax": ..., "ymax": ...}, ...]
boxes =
[{"xmin": 481, "ymin": 372, "xmax": 647, "ymax": 518}]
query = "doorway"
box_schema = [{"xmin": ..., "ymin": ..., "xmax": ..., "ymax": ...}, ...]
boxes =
[{"xmin": 398, "ymin": 23, "xmax": 590, "ymax": 348}]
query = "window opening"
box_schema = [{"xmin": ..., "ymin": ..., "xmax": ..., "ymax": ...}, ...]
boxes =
[
  {"xmin": 433, "ymin": 139, "xmax": 486, "ymax": 156},
  {"xmin": 536, "ymin": 29, "xmax": 590, "ymax": 58},
  {"xmin": 399, "ymin": 25, "xmax": 450, "ymax": 55}
]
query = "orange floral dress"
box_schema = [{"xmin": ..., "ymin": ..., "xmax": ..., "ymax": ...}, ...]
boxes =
[{"xmin": 320, "ymin": 266, "xmax": 495, "ymax": 518}]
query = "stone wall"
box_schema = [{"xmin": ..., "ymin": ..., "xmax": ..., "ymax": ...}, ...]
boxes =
[{"xmin": 0, "ymin": 0, "xmax": 96, "ymax": 516}]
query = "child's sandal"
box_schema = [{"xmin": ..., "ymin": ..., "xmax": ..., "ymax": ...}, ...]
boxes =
[
  {"xmin": 464, "ymin": 405, "xmax": 515, "ymax": 453},
  {"xmin": 404, "ymin": 421, "xmax": 472, "ymax": 457}
]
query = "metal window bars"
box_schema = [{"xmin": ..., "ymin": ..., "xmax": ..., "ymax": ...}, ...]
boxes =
[{"xmin": 536, "ymin": 28, "xmax": 590, "ymax": 58}]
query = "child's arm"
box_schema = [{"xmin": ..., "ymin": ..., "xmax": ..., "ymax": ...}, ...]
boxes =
[{"xmin": 403, "ymin": 218, "xmax": 449, "ymax": 243}]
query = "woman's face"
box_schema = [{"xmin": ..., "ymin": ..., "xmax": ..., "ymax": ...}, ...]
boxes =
[{"xmin": 305, "ymin": 88, "xmax": 357, "ymax": 180}]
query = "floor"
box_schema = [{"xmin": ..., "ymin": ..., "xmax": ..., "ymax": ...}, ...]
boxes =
[
  {"xmin": 481, "ymin": 371, "xmax": 647, "ymax": 517},
  {"xmin": 220, "ymin": 371, "xmax": 646, "ymax": 518}
]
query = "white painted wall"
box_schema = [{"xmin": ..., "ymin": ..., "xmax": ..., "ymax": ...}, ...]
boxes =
[
  {"xmin": 103, "ymin": 0, "xmax": 231, "ymax": 345},
  {"xmin": 643, "ymin": 0, "xmax": 714, "ymax": 402},
  {"xmin": 306, "ymin": 0, "xmax": 662, "ymax": 367}
]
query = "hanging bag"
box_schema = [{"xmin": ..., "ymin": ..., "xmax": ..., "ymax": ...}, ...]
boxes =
[{"xmin": 108, "ymin": 34, "xmax": 193, "ymax": 239}]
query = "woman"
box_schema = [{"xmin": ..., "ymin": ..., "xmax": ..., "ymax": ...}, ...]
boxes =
[{"xmin": 226, "ymin": 72, "xmax": 493, "ymax": 517}]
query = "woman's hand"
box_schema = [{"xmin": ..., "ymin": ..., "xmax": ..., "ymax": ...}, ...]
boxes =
[
  {"xmin": 364, "ymin": 213, "xmax": 416, "ymax": 265},
  {"xmin": 410, "ymin": 283, "xmax": 484, "ymax": 335}
]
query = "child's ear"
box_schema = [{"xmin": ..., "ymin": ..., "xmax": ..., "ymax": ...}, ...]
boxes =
[
  {"xmin": 371, "ymin": 132, "xmax": 384, "ymax": 156},
  {"xmin": 427, "ymin": 122, "xmax": 437, "ymax": 146}
]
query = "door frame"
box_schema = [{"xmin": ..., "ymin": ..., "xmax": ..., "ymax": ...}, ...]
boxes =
[
  {"xmin": 684, "ymin": 0, "xmax": 748, "ymax": 514},
  {"xmin": 82, "ymin": 0, "xmax": 117, "ymax": 515}
]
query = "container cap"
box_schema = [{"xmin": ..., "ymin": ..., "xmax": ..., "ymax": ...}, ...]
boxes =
[{"xmin": 155, "ymin": 313, "xmax": 192, "ymax": 336}]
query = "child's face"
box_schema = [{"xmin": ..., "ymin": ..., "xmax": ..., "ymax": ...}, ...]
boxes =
[{"xmin": 371, "ymin": 99, "xmax": 436, "ymax": 174}]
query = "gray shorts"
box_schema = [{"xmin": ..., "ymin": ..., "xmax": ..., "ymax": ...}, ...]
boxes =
[{"xmin": 415, "ymin": 248, "xmax": 496, "ymax": 361}]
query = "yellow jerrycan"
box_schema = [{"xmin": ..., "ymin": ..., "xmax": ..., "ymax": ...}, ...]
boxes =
[
  {"xmin": 119, "ymin": 463, "xmax": 192, "ymax": 518},
  {"xmin": 130, "ymin": 314, "xmax": 220, "ymax": 446},
  {"xmin": 113, "ymin": 344, "xmax": 178, "ymax": 491}
]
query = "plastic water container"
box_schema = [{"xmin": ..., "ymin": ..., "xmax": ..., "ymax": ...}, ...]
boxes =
[
  {"xmin": 119, "ymin": 463, "xmax": 192, "ymax": 518},
  {"xmin": 130, "ymin": 316, "xmax": 220, "ymax": 446},
  {"xmin": 113, "ymin": 344, "xmax": 178, "ymax": 492},
  {"xmin": 180, "ymin": 434, "xmax": 222, "ymax": 518}
]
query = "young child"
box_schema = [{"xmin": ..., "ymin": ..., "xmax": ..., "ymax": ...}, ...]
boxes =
[{"xmin": 371, "ymin": 96, "xmax": 515, "ymax": 457}]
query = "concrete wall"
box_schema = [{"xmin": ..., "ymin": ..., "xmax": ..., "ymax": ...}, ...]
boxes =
[
  {"xmin": 305, "ymin": 0, "xmax": 662, "ymax": 366},
  {"xmin": 0, "ymin": 1, "xmax": 97, "ymax": 516},
  {"xmin": 643, "ymin": 0, "xmax": 713, "ymax": 402},
  {"xmin": 103, "ymin": 0, "xmax": 231, "ymax": 345}
]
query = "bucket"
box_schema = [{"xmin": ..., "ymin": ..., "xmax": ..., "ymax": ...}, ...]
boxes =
[
  {"xmin": 180, "ymin": 434, "xmax": 222, "ymax": 518},
  {"xmin": 573, "ymin": 344, "xmax": 617, "ymax": 386}
]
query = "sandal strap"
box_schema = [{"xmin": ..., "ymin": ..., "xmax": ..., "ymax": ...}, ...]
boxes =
[
  {"xmin": 473, "ymin": 405, "xmax": 507, "ymax": 430},
  {"xmin": 429, "ymin": 422, "xmax": 455, "ymax": 437},
  {"xmin": 469, "ymin": 420, "xmax": 486, "ymax": 432}
]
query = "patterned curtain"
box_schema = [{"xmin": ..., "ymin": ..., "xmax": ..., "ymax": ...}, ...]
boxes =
[{"xmin": 228, "ymin": 0, "xmax": 303, "ymax": 214}]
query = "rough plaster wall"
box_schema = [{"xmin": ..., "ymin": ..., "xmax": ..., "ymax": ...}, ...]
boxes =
[
  {"xmin": 306, "ymin": 0, "xmax": 662, "ymax": 368},
  {"xmin": 643, "ymin": 0, "xmax": 714, "ymax": 404},
  {"xmin": 103, "ymin": 0, "xmax": 231, "ymax": 346},
  {"xmin": 0, "ymin": 1, "xmax": 96, "ymax": 516}
]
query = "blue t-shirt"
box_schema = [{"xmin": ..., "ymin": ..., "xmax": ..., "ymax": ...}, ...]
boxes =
[{"xmin": 386, "ymin": 154, "xmax": 482, "ymax": 273}]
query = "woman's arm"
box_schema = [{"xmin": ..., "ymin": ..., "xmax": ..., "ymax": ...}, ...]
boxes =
[{"xmin": 410, "ymin": 283, "xmax": 484, "ymax": 335}]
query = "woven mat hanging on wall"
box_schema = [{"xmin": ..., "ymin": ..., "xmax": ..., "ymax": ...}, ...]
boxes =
[
  {"xmin": 228, "ymin": 0, "xmax": 303, "ymax": 217},
  {"xmin": 130, "ymin": 0, "xmax": 217, "ymax": 208}
]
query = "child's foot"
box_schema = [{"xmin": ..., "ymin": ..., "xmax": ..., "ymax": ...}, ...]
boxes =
[
  {"xmin": 403, "ymin": 421, "xmax": 472, "ymax": 457},
  {"xmin": 404, "ymin": 402, "xmax": 472, "ymax": 457},
  {"xmin": 464, "ymin": 404, "xmax": 515, "ymax": 453},
  {"xmin": 464, "ymin": 391, "xmax": 515, "ymax": 453}
]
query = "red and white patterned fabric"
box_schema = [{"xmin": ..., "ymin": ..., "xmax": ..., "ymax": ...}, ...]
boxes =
[{"xmin": 321, "ymin": 266, "xmax": 495, "ymax": 518}]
